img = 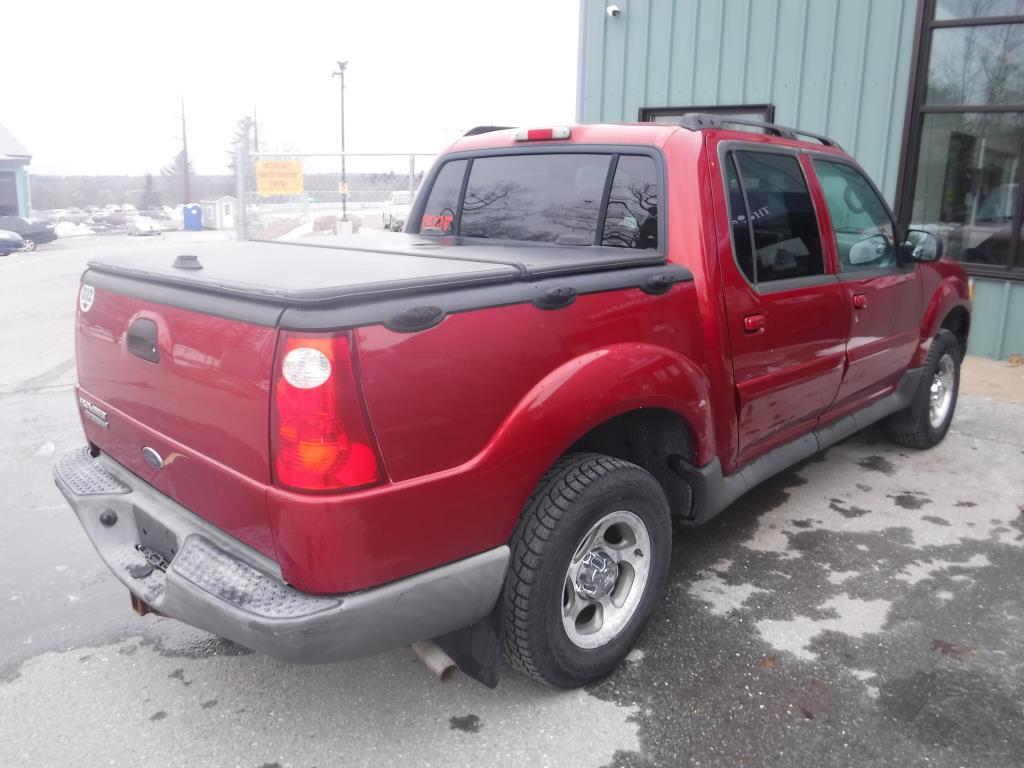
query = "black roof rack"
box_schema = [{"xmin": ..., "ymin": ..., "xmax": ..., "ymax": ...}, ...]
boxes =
[
  {"xmin": 678, "ymin": 113, "xmax": 841, "ymax": 149},
  {"xmin": 462, "ymin": 125, "xmax": 514, "ymax": 137}
]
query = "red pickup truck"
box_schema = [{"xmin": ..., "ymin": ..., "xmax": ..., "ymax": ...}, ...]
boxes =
[{"xmin": 55, "ymin": 117, "xmax": 970, "ymax": 688}]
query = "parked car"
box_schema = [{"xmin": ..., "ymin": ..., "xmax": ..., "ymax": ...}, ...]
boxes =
[
  {"xmin": 382, "ymin": 190, "xmax": 412, "ymax": 231},
  {"xmin": 0, "ymin": 228, "xmax": 24, "ymax": 256},
  {"xmin": 126, "ymin": 216, "xmax": 161, "ymax": 236},
  {"xmin": 0, "ymin": 216, "xmax": 57, "ymax": 250},
  {"xmin": 941, "ymin": 183, "xmax": 1018, "ymax": 266},
  {"xmin": 55, "ymin": 118, "xmax": 970, "ymax": 690}
]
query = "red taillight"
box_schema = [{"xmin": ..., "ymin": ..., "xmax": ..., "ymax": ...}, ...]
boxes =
[{"xmin": 272, "ymin": 331, "xmax": 383, "ymax": 492}]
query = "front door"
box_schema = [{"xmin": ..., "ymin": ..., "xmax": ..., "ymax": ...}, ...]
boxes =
[
  {"xmin": 809, "ymin": 158, "xmax": 921, "ymax": 415},
  {"xmin": 713, "ymin": 144, "xmax": 851, "ymax": 463}
]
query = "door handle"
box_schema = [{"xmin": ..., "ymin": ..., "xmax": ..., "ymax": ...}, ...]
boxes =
[
  {"xmin": 743, "ymin": 313, "xmax": 766, "ymax": 333},
  {"xmin": 852, "ymin": 293, "xmax": 868, "ymax": 310}
]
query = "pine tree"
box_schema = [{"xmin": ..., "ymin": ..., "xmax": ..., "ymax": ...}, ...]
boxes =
[
  {"xmin": 140, "ymin": 173, "xmax": 161, "ymax": 210},
  {"xmin": 160, "ymin": 150, "xmax": 193, "ymax": 204}
]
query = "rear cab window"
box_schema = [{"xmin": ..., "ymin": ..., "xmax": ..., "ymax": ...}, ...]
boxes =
[{"xmin": 417, "ymin": 152, "xmax": 660, "ymax": 249}]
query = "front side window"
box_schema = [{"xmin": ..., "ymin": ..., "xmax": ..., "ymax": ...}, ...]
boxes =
[
  {"xmin": 814, "ymin": 160, "xmax": 897, "ymax": 272},
  {"xmin": 417, "ymin": 152, "xmax": 659, "ymax": 248},
  {"xmin": 725, "ymin": 150, "xmax": 825, "ymax": 285}
]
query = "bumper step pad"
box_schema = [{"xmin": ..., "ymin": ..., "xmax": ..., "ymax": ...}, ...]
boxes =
[{"xmin": 55, "ymin": 447, "xmax": 129, "ymax": 496}]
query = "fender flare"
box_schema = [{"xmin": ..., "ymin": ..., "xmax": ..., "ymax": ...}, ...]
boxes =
[
  {"xmin": 911, "ymin": 277, "xmax": 971, "ymax": 367},
  {"xmin": 483, "ymin": 342, "xmax": 716, "ymax": 480}
]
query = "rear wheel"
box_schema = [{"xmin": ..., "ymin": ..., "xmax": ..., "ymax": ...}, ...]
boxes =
[
  {"xmin": 504, "ymin": 453, "xmax": 671, "ymax": 688},
  {"xmin": 22, "ymin": 238, "xmax": 36, "ymax": 251},
  {"xmin": 886, "ymin": 329, "xmax": 961, "ymax": 449}
]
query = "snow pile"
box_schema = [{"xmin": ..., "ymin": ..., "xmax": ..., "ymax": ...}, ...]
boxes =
[{"xmin": 54, "ymin": 222, "xmax": 95, "ymax": 238}]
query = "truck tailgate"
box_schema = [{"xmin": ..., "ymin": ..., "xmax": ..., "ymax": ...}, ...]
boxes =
[{"xmin": 76, "ymin": 287, "xmax": 279, "ymax": 557}]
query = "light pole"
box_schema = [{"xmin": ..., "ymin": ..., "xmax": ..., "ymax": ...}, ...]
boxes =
[{"xmin": 332, "ymin": 60, "xmax": 348, "ymax": 222}]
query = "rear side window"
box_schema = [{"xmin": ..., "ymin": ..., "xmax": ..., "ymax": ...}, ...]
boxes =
[
  {"xmin": 725, "ymin": 150, "xmax": 825, "ymax": 285},
  {"xmin": 419, "ymin": 159, "xmax": 466, "ymax": 235},
  {"xmin": 601, "ymin": 155, "xmax": 659, "ymax": 249},
  {"xmin": 417, "ymin": 152, "xmax": 660, "ymax": 248},
  {"xmin": 724, "ymin": 154, "xmax": 755, "ymax": 282}
]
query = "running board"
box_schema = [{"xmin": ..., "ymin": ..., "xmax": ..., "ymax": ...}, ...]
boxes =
[{"xmin": 672, "ymin": 368, "xmax": 922, "ymax": 525}]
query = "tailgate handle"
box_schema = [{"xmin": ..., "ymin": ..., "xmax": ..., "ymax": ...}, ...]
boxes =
[{"xmin": 127, "ymin": 318, "xmax": 160, "ymax": 363}]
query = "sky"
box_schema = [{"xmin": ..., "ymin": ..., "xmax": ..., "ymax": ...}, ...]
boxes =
[{"xmin": 1, "ymin": 0, "xmax": 580, "ymax": 176}]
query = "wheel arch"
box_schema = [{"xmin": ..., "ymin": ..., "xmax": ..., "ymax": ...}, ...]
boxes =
[
  {"xmin": 912, "ymin": 274, "xmax": 971, "ymax": 367},
  {"xmin": 567, "ymin": 408, "xmax": 697, "ymax": 519},
  {"xmin": 939, "ymin": 305, "xmax": 970, "ymax": 358}
]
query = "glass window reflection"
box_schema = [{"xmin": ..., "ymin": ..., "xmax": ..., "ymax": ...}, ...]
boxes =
[{"xmin": 910, "ymin": 112, "xmax": 1024, "ymax": 267}]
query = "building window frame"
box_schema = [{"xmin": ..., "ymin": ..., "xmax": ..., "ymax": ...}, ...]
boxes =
[
  {"xmin": 639, "ymin": 104, "xmax": 775, "ymax": 125},
  {"xmin": 895, "ymin": 0, "xmax": 1024, "ymax": 281}
]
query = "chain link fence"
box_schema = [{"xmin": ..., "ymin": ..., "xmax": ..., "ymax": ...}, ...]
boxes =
[{"xmin": 235, "ymin": 151, "xmax": 437, "ymax": 242}]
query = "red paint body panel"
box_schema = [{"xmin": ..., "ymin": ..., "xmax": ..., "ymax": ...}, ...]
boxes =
[
  {"xmin": 276, "ymin": 290, "xmax": 713, "ymax": 593},
  {"xmin": 70, "ymin": 123, "xmax": 971, "ymax": 594}
]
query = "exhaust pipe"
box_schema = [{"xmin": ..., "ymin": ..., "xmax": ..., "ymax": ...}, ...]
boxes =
[{"xmin": 412, "ymin": 641, "xmax": 459, "ymax": 682}]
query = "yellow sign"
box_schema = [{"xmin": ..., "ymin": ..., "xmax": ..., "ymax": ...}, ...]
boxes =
[{"xmin": 256, "ymin": 160, "xmax": 304, "ymax": 197}]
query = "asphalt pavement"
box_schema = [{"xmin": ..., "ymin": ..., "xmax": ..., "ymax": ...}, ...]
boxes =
[{"xmin": 1, "ymin": 234, "xmax": 1022, "ymax": 768}]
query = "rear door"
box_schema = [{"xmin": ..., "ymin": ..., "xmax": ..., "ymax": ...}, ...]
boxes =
[
  {"xmin": 712, "ymin": 142, "xmax": 850, "ymax": 463},
  {"xmin": 809, "ymin": 158, "xmax": 921, "ymax": 415}
]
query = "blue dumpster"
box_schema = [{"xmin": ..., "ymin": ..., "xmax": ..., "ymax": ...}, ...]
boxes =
[{"xmin": 182, "ymin": 204, "xmax": 202, "ymax": 231}]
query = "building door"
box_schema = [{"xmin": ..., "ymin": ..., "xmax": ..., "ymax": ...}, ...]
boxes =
[
  {"xmin": 712, "ymin": 143, "xmax": 850, "ymax": 463},
  {"xmin": 0, "ymin": 172, "xmax": 18, "ymax": 216}
]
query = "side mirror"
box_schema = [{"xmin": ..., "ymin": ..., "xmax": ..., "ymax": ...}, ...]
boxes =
[
  {"xmin": 901, "ymin": 229, "xmax": 943, "ymax": 262},
  {"xmin": 849, "ymin": 234, "xmax": 891, "ymax": 266}
]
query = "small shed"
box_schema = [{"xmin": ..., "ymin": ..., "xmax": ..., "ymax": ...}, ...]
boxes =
[
  {"xmin": 200, "ymin": 196, "xmax": 236, "ymax": 230},
  {"xmin": 0, "ymin": 123, "xmax": 31, "ymax": 217}
]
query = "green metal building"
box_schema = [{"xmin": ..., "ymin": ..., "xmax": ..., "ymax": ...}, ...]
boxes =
[
  {"xmin": 0, "ymin": 123, "xmax": 31, "ymax": 218},
  {"xmin": 577, "ymin": 0, "xmax": 1024, "ymax": 360}
]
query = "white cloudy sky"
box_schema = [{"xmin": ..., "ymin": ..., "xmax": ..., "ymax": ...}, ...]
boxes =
[{"xmin": 2, "ymin": 0, "xmax": 580, "ymax": 175}]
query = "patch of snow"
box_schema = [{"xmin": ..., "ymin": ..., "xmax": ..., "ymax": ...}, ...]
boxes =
[
  {"xmin": 827, "ymin": 569, "xmax": 859, "ymax": 585},
  {"xmin": 688, "ymin": 572, "xmax": 768, "ymax": 617},
  {"xmin": 755, "ymin": 595, "xmax": 892, "ymax": 661},
  {"xmin": 53, "ymin": 222, "xmax": 95, "ymax": 237},
  {"xmin": 894, "ymin": 553, "xmax": 990, "ymax": 586}
]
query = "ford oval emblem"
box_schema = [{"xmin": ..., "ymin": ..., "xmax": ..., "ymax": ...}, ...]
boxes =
[{"xmin": 142, "ymin": 447, "xmax": 164, "ymax": 470}]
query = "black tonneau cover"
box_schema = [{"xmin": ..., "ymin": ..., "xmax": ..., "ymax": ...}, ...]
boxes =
[
  {"xmin": 83, "ymin": 233, "xmax": 690, "ymax": 331},
  {"xmin": 86, "ymin": 233, "xmax": 666, "ymax": 305}
]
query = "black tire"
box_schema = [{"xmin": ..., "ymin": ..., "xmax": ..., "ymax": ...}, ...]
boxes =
[
  {"xmin": 22, "ymin": 238, "xmax": 36, "ymax": 251},
  {"xmin": 885, "ymin": 329, "xmax": 961, "ymax": 449},
  {"xmin": 503, "ymin": 453, "xmax": 671, "ymax": 688},
  {"xmin": 0, "ymin": 251, "xmax": 9, "ymax": 258}
]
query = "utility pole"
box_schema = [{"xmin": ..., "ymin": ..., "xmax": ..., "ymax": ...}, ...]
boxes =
[
  {"xmin": 332, "ymin": 60, "xmax": 348, "ymax": 221},
  {"xmin": 252, "ymin": 104, "xmax": 260, "ymax": 154},
  {"xmin": 180, "ymin": 95, "xmax": 192, "ymax": 204}
]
